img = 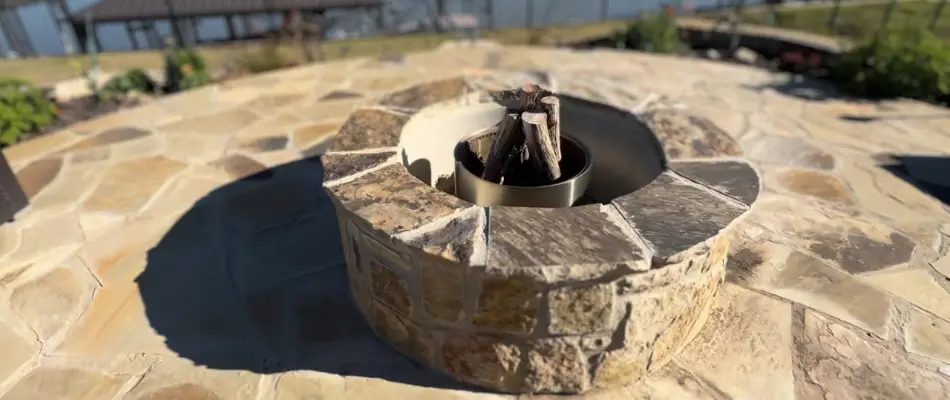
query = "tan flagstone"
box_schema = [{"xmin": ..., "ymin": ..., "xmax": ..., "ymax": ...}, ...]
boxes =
[
  {"xmin": 273, "ymin": 372, "xmax": 345, "ymax": 400},
  {"xmin": 3, "ymin": 132, "xmax": 80, "ymax": 165},
  {"xmin": 109, "ymin": 134, "xmax": 166, "ymax": 163},
  {"xmin": 291, "ymin": 122, "xmax": 342, "ymax": 149},
  {"xmin": 4, "ymin": 256, "xmax": 97, "ymax": 341},
  {"xmin": 157, "ymin": 108, "xmax": 260, "ymax": 136},
  {"xmin": 79, "ymin": 216, "xmax": 175, "ymax": 285},
  {"xmin": 51, "ymin": 280, "xmax": 176, "ymax": 358},
  {"xmin": 234, "ymin": 113, "xmax": 309, "ymax": 139},
  {"xmin": 294, "ymin": 99, "xmax": 364, "ymax": 122},
  {"xmin": 838, "ymin": 158, "xmax": 950, "ymax": 222},
  {"xmin": 83, "ymin": 156, "xmax": 186, "ymax": 213},
  {"xmin": 28, "ymin": 166, "xmax": 103, "ymax": 219},
  {"xmin": 0, "ymin": 366, "xmax": 132, "ymax": 400},
  {"xmin": 728, "ymin": 228, "xmax": 895, "ymax": 337},
  {"xmin": 0, "ymin": 317, "xmax": 37, "ymax": 385},
  {"xmin": 121, "ymin": 357, "xmax": 260, "ymax": 400},
  {"xmin": 904, "ymin": 307, "xmax": 950, "ymax": 365},
  {"xmin": 797, "ymin": 311, "xmax": 950, "ymax": 399},
  {"xmin": 676, "ymin": 284, "xmax": 795, "ymax": 399},
  {"xmin": 6, "ymin": 213, "xmax": 84, "ymax": 266},
  {"xmin": 163, "ymin": 132, "xmax": 231, "ymax": 164},
  {"xmin": 15, "ymin": 157, "xmax": 63, "ymax": 199},
  {"xmin": 865, "ymin": 267, "xmax": 950, "ymax": 321},
  {"xmin": 77, "ymin": 212, "xmax": 126, "ymax": 242},
  {"xmin": 137, "ymin": 176, "xmax": 221, "ymax": 220}
]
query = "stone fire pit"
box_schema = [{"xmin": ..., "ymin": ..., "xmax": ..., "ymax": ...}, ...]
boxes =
[{"xmin": 322, "ymin": 73, "xmax": 760, "ymax": 394}]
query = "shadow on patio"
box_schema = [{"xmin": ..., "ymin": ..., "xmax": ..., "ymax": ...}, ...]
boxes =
[
  {"xmin": 134, "ymin": 156, "xmax": 469, "ymax": 391},
  {"xmin": 876, "ymin": 154, "xmax": 950, "ymax": 207}
]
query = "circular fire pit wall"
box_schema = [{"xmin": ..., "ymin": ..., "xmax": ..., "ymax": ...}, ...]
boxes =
[{"xmin": 325, "ymin": 78, "xmax": 760, "ymax": 395}]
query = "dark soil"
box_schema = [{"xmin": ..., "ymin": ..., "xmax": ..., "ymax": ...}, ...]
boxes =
[{"xmin": 18, "ymin": 95, "xmax": 145, "ymax": 142}]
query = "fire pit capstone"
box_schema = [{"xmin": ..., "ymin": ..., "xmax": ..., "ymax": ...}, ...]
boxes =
[{"xmin": 321, "ymin": 73, "xmax": 760, "ymax": 395}]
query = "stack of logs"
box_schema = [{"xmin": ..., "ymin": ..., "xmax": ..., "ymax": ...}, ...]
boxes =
[{"xmin": 479, "ymin": 84, "xmax": 563, "ymax": 185}]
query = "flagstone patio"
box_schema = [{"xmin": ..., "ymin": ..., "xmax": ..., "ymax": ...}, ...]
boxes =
[{"xmin": 1, "ymin": 43, "xmax": 950, "ymax": 399}]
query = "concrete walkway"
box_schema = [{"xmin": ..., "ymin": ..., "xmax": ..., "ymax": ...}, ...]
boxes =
[{"xmin": 1, "ymin": 44, "xmax": 950, "ymax": 399}]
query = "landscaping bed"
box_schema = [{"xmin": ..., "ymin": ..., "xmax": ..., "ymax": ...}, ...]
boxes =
[
  {"xmin": 16, "ymin": 94, "xmax": 146, "ymax": 143},
  {"xmin": 1, "ymin": 44, "xmax": 304, "ymax": 149}
]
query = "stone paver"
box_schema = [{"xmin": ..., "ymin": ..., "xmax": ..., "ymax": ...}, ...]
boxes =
[{"xmin": 0, "ymin": 44, "xmax": 949, "ymax": 398}]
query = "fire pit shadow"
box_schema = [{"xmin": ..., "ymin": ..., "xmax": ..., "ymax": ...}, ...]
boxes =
[
  {"xmin": 323, "ymin": 75, "xmax": 763, "ymax": 395},
  {"xmin": 137, "ymin": 156, "xmax": 470, "ymax": 391}
]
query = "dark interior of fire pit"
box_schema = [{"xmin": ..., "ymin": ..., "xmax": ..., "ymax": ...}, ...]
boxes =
[
  {"xmin": 400, "ymin": 93, "xmax": 666, "ymax": 206},
  {"xmin": 455, "ymin": 132, "xmax": 589, "ymax": 187}
]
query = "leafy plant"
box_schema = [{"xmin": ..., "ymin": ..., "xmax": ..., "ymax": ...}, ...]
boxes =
[
  {"xmin": 830, "ymin": 25, "xmax": 950, "ymax": 101},
  {"xmin": 0, "ymin": 78, "xmax": 57, "ymax": 146},
  {"xmin": 163, "ymin": 46, "xmax": 212, "ymax": 93},
  {"xmin": 100, "ymin": 68, "xmax": 158, "ymax": 101},
  {"xmin": 625, "ymin": 13, "xmax": 682, "ymax": 54}
]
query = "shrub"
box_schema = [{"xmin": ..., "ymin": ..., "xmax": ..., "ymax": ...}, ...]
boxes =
[
  {"xmin": 164, "ymin": 48, "xmax": 212, "ymax": 93},
  {"xmin": 101, "ymin": 68, "xmax": 158, "ymax": 100},
  {"xmin": 831, "ymin": 26, "xmax": 950, "ymax": 101},
  {"xmin": 0, "ymin": 78, "xmax": 56, "ymax": 146},
  {"xmin": 626, "ymin": 13, "xmax": 682, "ymax": 54},
  {"xmin": 232, "ymin": 44, "xmax": 291, "ymax": 74}
]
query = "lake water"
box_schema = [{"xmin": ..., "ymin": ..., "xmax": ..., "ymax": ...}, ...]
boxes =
[{"xmin": 3, "ymin": 0, "xmax": 761, "ymax": 56}]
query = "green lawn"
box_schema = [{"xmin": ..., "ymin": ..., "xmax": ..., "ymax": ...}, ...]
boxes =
[{"xmin": 702, "ymin": 0, "xmax": 950, "ymax": 42}]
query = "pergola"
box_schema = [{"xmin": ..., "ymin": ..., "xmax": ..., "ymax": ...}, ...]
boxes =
[
  {"xmin": 0, "ymin": 0, "xmax": 74, "ymax": 56},
  {"xmin": 68, "ymin": 0, "xmax": 385, "ymax": 52}
]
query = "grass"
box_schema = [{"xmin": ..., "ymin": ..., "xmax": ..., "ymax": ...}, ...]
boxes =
[
  {"xmin": 701, "ymin": 0, "xmax": 950, "ymax": 42},
  {"xmin": 0, "ymin": 20, "xmax": 629, "ymax": 86}
]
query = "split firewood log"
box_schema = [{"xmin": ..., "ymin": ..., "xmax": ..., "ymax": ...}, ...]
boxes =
[
  {"xmin": 540, "ymin": 96, "xmax": 561, "ymax": 161},
  {"xmin": 480, "ymin": 113, "xmax": 523, "ymax": 183},
  {"xmin": 521, "ymin": 111, "xmax": 561, "ymax": 180},
  {"xmin": 479, "ymin": 84, "xmax": 563, "ymax": 184}
]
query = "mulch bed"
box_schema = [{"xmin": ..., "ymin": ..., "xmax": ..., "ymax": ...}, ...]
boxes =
[{"xmin": 17, "ymin": 95, "xmax": 146, "ymax": 143}]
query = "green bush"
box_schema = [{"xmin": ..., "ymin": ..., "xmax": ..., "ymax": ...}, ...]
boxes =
[
  {"xmin": 626, "ymin": 13, "xmax": 682, "ymax": 54},
  {"xmin": 831, "ymin": 26, "xmax": 950, "ymax": 101},
  {"xmin": 101, "ymin": 68, "xmax": 158, "ymax": 100},
  {"xmin": 164, "ymin": 48, "xmax": 212, "ymax": 93},
  {"xmin": 232, "ymin": 44, "xmax": 290, "ymax": 74},
  {"xmin": 0, "ymin": 78, "xmax": 56, "ymax": 146}
]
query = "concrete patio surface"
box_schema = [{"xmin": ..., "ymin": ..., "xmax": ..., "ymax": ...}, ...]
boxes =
[{"xmin": 1, "ymin": 43, "xmax": 950, "ymax": 399}]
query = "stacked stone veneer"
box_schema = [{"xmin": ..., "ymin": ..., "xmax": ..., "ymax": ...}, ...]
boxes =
[{"xmin": 321, "ymin": 75, "xmax": 761, "ymax": 394}]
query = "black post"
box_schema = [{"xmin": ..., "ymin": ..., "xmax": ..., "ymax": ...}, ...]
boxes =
[
  {"xmin": 10, "ymin": 8, "xmax": 37, "ymax": 56},
  {"xmin": 375, "ymin": 6, "xmax": 384, "ymax": 30},
  {"xmin": 164, "ymin": 0, "xmax": 185, "ymax": 47},
  {"xmin": 242, "ymin": 14, "xmax": 253, "ymax": 36},
  {"xmin": 72, "ymin": 20, "xmax": 88, "ymax": 52},
  {"xmin": 0, "ymin": 151, "xmax": 29, "ymax": 224},
  {"xmin": 437, "ymin": 0, "xmax": 446, "ymax": 17},
  {"xmin": 144, "ymin": 22, "xmax": 161, "ymax": 48},
  {"xmin": 190, "ymin": 17, "xmax": 200, "ymax": 44},
  {"xmin": 600, "ymin": 0, "xmax": 609, "ymax": 21},
  {"xmin": 526, "ymin": 0, "xmax": 533, "ymax": 28},
  {"xmin": 0, "ymin": 11, "xmax": 18, "ymax": 55},
  {"xmin": 47, "ymin": 0, "xmax": 79, "ymax": 54},
  {"xmin": 225, "ymin": 15, "xmax": 237, "ymax": 40},
  {"xmin": 92, "ymin": 22, "xmax": 102, "ymax": 51},
  {"xmin": 126, "ymin": 22, "xmax": 139, "ymax": 49},
  {"xmin": 485, "ymin": 0, "xmax": 493, "ymax": 29}
]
